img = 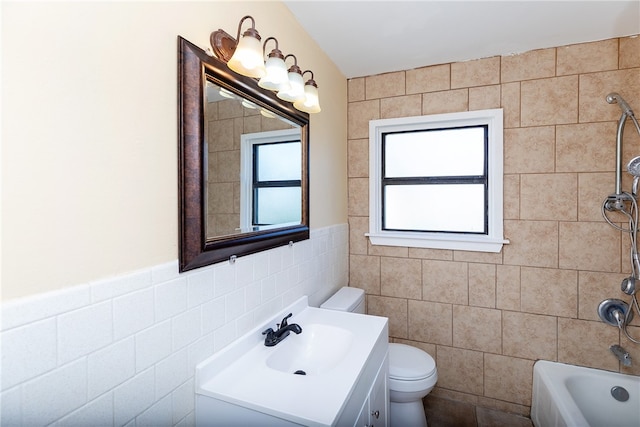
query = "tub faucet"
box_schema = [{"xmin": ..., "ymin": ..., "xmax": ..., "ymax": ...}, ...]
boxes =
[
  {"xmin": 262, "ymin": 313, "xmax": 302, "ymax": 347},
  {"xmin": 610, "ymin": 344, "xmax": 632, "ymax": 367}
]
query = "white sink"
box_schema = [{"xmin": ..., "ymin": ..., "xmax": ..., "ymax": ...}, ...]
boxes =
[
  {"xmin": 195, "ymin": 296, "xmax": 388, "ymax": 426},
  {"xmin": 265, "ymin": 323, "xmax": 354, "ymax": 376}
]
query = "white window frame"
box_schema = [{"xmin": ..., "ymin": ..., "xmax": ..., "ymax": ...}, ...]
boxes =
[
  {"xmin": 367, "ymin": 109, "xmax": 508, "ymax": 253},
  {"xmin": 240, "ymin": 128, "xmax": 301, "ymax": 232}
]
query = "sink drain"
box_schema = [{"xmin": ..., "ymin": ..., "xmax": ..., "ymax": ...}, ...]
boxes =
[
  {"xmin": 611, "ymin": 386, "xmax": 629, "ymax": 402},
  {"xmin": 293, "ymin": 370, "xmax": 306, "ymax": 375}
]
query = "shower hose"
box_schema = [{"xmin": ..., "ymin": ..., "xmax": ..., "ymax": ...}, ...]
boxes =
[{"xmin": 602, "ymin": 192, "xmax": 640, "ymax": 344}]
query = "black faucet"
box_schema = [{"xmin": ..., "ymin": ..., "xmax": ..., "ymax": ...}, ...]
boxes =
[{"xmin": 262, "ymin": 313, "xmax": 302, "ymax": 346}]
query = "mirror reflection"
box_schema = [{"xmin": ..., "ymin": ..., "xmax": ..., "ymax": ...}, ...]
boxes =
[
  {"xmin": 204, "ymin": 80, "xmax": 303, "ymax": 239},
  {"xmin": 178, "ymin": 36, "xmax": 309, "ymax": 272}
]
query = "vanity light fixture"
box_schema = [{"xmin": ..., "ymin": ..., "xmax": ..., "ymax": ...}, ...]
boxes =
[
  {"xmin": 293, "ymin": 70, "xmax": 322, "ymax": 114},
  {"xmin": 258, "ymin": 37, "xmax": 291, "ymax": 92},
  {"xmin": 276, "ymin": 54, "xmax": 306, "ymax": 103},
  {"xmin": 212, "ymin": 15, "xmax": 266, "ymax": 78},
  {"xmin": 210, "ymin": 15, "xmax": 321, "ymax": 113}
]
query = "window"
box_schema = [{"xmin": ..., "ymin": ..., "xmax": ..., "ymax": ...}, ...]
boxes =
[
  {"xmin": 368, "ymin": 109, "xmax": 507, "ymax": 252},
  {"xmin": 240, "ymin": 129, "xmax": 301, "ymax": 232}
]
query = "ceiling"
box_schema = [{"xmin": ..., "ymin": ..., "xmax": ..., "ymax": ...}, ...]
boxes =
[{"xmin": 284, "ymin": 1, "xmax": 640, "ymax": 79}]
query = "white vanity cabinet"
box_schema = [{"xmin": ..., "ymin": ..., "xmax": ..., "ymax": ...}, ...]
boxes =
[{"xmin": 354, "ymin": 354, "xmax": 388, "ymax": 427}]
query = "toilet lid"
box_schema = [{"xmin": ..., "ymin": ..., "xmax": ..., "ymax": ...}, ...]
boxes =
[{"xmin": 388, "ymin": 343, "xmax": 436, "ymax": 380}]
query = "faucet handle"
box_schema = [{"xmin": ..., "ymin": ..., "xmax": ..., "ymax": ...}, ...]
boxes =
[
  {"xmin": 262, "ymin": 327, "xmax": 278, "ymax": 346},
  {"xmin": 280, "ymin": 313, "xmax": 293, "ymax": 328}
]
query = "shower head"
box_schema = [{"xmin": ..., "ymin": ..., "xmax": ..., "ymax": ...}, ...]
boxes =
[
  {"xmin": 627, "ymin": 157, "xmax": 640, "ymax": 195},
  {"xmin": 607, "ymin": 92, "xmax": 635, "ymax": 117},
  {"xmin": 627, "ymin": 156, "xmax": 640, "ymax": 177}
]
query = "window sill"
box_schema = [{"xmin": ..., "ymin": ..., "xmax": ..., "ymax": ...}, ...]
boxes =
[{"xmin": 366, "ymin": 231, "xmax": 509, "ymax": 253}]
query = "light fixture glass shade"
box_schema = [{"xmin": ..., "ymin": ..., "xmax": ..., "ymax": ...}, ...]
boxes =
[
  {"xmin": 258, "ymin": 55, "xmax": 291, "ymax": 91},
  {"xmin": 277, "ymin": 70, "xmax": 305, "ymax": 102},
  {"xmin": 227, "ymin": 32, "xmax": 266, "ymax": 78},
  {"xmin": 294, "ymin": 83, "xmax": 321, "ymax": 114}
]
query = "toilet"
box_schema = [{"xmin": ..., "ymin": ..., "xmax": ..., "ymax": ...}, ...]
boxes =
[{"xmin": 321, "ymin": 287, "xmax": 437, "ymax": 427}]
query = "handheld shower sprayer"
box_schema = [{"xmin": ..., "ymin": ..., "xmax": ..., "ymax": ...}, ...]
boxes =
[
  {"xmin": 607, "ymin": 92, "xmax": 635, "ymax": 117},
  {"xmin": 627, "ymin": 156, "xmax": 640, "ymax": 176},
  {"xmin": 621, "ymin": 276, "xmax": 637, "ymax": 296},
  {"xmin": 627, "ymin": 156, "xmax": 640, "ymax": 195}
]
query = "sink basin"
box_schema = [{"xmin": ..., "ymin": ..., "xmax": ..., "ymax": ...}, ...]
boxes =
[
  {"xmin": 265, "ymin": 323, "xmax": 354, "ymax": 375},
  {"xmin": 195, "ymin": 296, "xmax": 389, "ymax": 426}
]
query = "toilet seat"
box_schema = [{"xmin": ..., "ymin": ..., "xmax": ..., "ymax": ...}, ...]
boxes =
[{"xmin": 388, "ymin": 343, "xmax": 436, "ymax": 381}]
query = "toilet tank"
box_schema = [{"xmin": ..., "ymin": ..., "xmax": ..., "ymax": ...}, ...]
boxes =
[{"xmin": 320, "ymin": 287, "xmax": 365, "ymax": 314}]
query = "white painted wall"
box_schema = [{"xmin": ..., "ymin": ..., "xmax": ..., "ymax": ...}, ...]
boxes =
[
  {"xmin": 1, "ymin": 2, "xmax": 348, "ymax": 424},
  {"xmin": 1, "ymin": 1, "xmax": 348, "ymax": 300}
]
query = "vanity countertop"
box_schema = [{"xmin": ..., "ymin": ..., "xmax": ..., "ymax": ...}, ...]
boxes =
[{"xmin": 195, "ymin": 296, "xmax": 388, "ymax": 426}]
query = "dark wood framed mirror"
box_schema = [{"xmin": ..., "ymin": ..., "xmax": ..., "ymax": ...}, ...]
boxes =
[{"xmin": 178, "ymin": 36, "xmax": 309, "ymax": 272}]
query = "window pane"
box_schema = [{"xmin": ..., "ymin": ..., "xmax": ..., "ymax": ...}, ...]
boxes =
[
  {"xmin": 385, "ymin": 127, "xmax": 485, "ymax": 177},
  {"xmin": 255, "ymin": 187, "xmax": 301, "ymax": 225},
  {"xmin": 384, "ymin": 184, "xmax": 485, "ymax": 233},
  {"xmin": 256, "ymin": 142, "xmax": 301, "ymax": 181}
]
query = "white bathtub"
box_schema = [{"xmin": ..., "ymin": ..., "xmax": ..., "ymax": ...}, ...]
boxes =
[{"xmin": 531, "ymin": 360, "xmax": 640, "ymax": 427}]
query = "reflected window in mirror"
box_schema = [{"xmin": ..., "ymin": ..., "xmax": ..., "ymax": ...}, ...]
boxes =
[
  {"xmin": 204, "ymin": 80, "xmax": 302, "ymax": 239},
  {"xmin": 241, "ymin": 130, "xmax": 302, "ymax": 232}
]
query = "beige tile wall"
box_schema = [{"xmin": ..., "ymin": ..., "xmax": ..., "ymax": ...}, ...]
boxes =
[
  {"xmin": 206, "ymin": 98, "xmax": 295, "ymax": 236},
  {"xmin": 347, "ymin": 35, "xmax": 640, "ymax": 415}
]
